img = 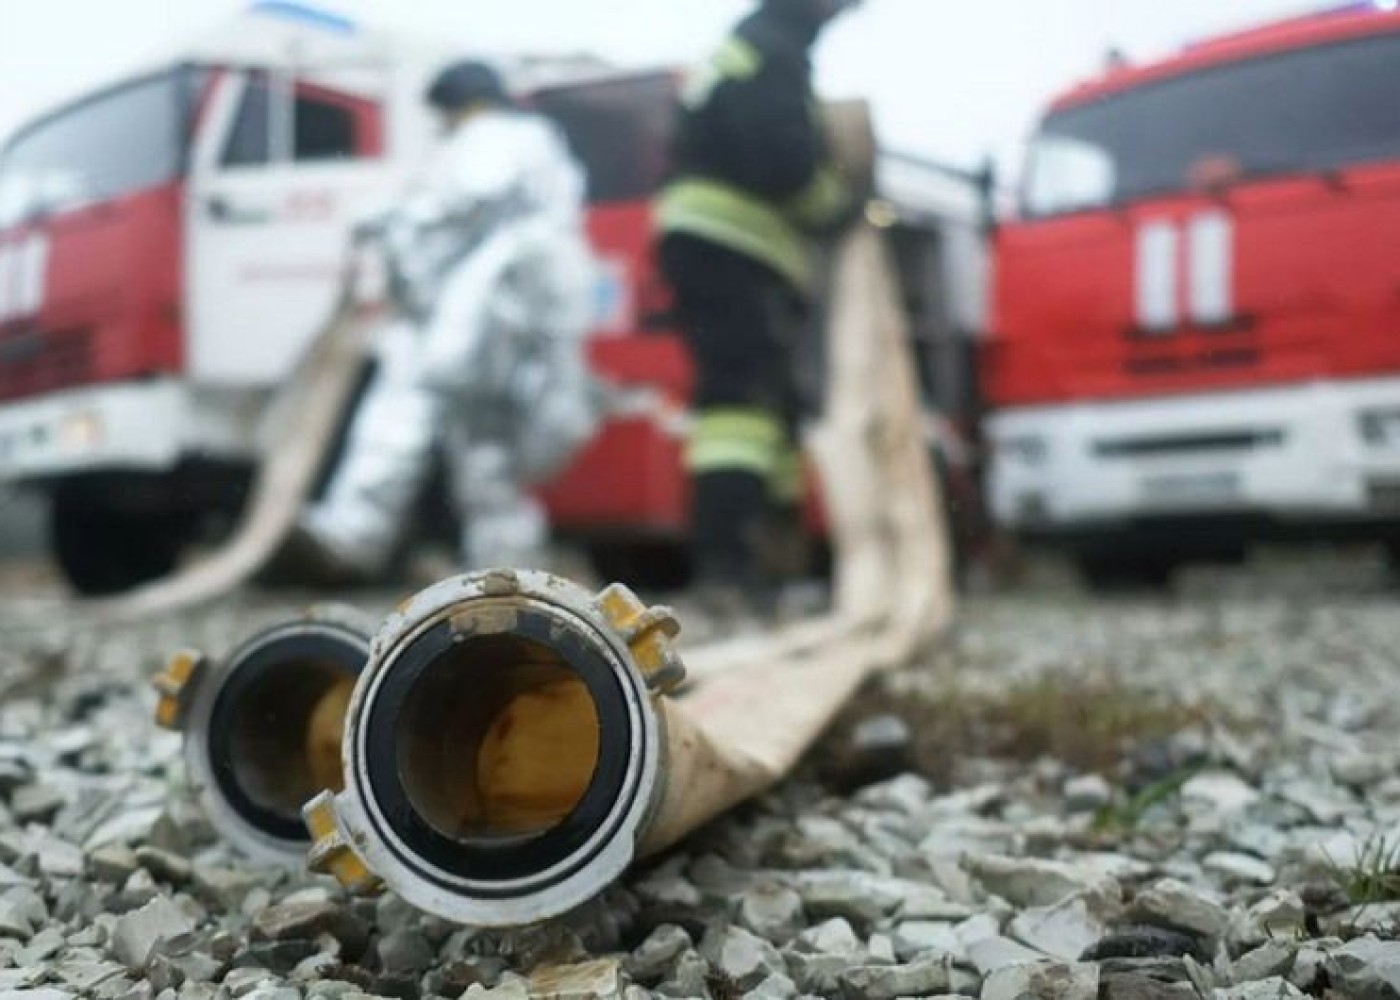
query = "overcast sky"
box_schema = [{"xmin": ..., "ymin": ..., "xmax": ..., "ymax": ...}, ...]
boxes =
[{"xmin": 0, "ymin": 0, "xmax": 1335, "ymax": 174}]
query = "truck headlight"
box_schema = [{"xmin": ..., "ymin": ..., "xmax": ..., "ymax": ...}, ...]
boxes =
[
  {"xmin": 60, "ymin": 411, "xmax": 104, "ymax": 453},
  {"xmin": 153, "ymin": 609, "xmax": 372, "ymax": 863},
  {"xmin": 1360, "ymin": 408, "xmax": 1400, "ymax": 448}
]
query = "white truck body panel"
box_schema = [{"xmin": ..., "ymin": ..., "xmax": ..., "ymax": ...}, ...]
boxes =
[{"xmin": 990, "ymin": 377, "xmax": 1400, "ymax": 528}]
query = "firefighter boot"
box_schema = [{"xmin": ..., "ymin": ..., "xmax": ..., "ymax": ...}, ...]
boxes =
[{"xmin": 691, "ymin": 469, "xmax": 778, "ymax": 627}]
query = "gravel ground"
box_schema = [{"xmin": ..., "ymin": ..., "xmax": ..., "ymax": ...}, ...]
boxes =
[{"xmin": 0, "ymin": 553, "xmax": 1398, "ymax": 1000}]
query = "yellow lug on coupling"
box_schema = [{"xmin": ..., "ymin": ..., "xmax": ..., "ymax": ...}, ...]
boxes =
[
  {"xmin": 303, "ymin": 791, "xmax": 382, "ymax": 895},
  {"xmin": 152, "ymin": 649, "xmax": 207, "ymax": 731},
  {"xmin": 595, "ymin": 584, "xmax": 686, "ymax": 695}
]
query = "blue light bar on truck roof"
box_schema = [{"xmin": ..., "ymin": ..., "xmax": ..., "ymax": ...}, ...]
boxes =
[{"xmin": 250, "ymin": 1, "xmax": 358, "ymax": 35}]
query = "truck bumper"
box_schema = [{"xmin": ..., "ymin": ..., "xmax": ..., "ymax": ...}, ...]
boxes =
[
  {"xmin": 0, "ymin": 380, "xmax": 256, "ymax": 484},
  {"xmin": 989, "ymin": 377, "xmax": 1400, "ymax": 534}
]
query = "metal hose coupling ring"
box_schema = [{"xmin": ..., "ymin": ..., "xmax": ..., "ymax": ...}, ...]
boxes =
[
  {"xmin": 153, "ymin": 606, "xmax": 373, "ymax": 863},
  {"xmin": 302, "ymin": 569, "xmax": 686, "ymax": 927}
]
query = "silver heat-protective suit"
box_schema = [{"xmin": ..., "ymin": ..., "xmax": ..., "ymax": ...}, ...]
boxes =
[{"xmin": 300, "ymin": 108, "xmax": 601, "ymax": 574}]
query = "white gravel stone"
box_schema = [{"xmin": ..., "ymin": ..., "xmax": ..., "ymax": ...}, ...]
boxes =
[
  {"xmin": 740, "ymin": 972, "xmax": 798, "ymax": 1000},
  {"xmin": 795, "ymin": 917, "xmax": 861, "ymax": 957},
  {"xmin": 1181, "ymin": 773, "xmax": 1260, "ymax": 814},
  {"xmin": 1212, "ymin": 978, "xmax": 1305, "ymax": 1000},
  {"xmin": 462, "ymin": 981, "xmax": 530, "ymax": 1000},
  {"xmin": 890, "ymin": 921, "xmax": 962, "ymax": 962},
  {"xmin": 625, "ymin": 924, "xmax": 691, "ymax": 983},
  {"xmin": 110, "ymin": 898, "xmax": 195, "ymax": 971},
  {"xmin": 1233, "ymin": 940, "xmax": 1297, "ymax": 983},
  {"xmin": 528, "ymin": 959, "xmax": 624, "ymax": 1000},
  {"xmin": 700, "ymin": 925, "xmax": 785, "ymax": 991},
  {"xmin": 0, "ymin": 900, "xmax": 32, "ymax": 941},
  {"xmin": 10, "ymin": 786, "xmax": 64, "ymax": 824},
  {"xmin": 838, "ymin": 957, "xmax": 954, "ymax": 1000},
  {"xmin": 1202, "ymin": 852, "xmax": 1275, "ymax": 886},
  {"xmin": 1008, "ymin": 896, "xmax": 1106, "ymax": 961},
  {"xmin": 1327, "ymin": 937, "xmax": 1400, "ymax": 1000},
  {"xmin": 1063, "ymin": 775, "xmax": 1113, "ymax": 813},
  {"xmin": 966, "ymin": 936, "xmax": 1046, "ymax": 976},
  {"xmin": 964, "ymin": 855, "xmax": 1119, "ymax": 909},
  {"xmin": 982, "ymin": 961, "xmax": 1098, "ymax": 1000},
  {"xmin": 1131, "ymin": 879, "xmax": 1231, "ymax": 940},
  {"xmin": 1240, "ymin": 890, "xmax": 1306, "ymax": 945},
  {"xmin": 736, "ymin": 884, "xmax": 805, "ymax": 946}
]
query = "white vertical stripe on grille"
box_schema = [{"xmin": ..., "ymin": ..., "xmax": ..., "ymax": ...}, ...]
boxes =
[
  {"xmin": 17, "ymin": 234, "xmax": 49, "ymax": 317},
  {"xmin": 0, "ymin": 243, "xmax": 12, "ymax": 317},
  {"xmin": 1135, "ymin": 220, "xmax": 1178, "ymax": 333},
  {"xmin": 1188, "ymin": 210, "xmax": 1233, "ymax": 326},
  {"xmin": 0, "ymin": 246, "xmax": 16, "ymax": 322}
]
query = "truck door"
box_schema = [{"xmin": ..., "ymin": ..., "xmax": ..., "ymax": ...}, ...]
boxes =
[{"xmin": 186, "ymin": 67, "xmax": 389, "ymax": 386}]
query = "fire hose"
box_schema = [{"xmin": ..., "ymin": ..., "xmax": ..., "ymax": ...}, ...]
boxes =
[{"xmin": 156, "ymin": 219, "xmax": 955, "ymax": 927}]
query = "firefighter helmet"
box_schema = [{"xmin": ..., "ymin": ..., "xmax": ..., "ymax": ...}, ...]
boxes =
[{"xmin": 425, "ymin": 60, "xmax": 508, "ymax": 112}]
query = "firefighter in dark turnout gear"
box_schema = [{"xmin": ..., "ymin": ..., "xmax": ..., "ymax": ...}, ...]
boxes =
[{"xmin": 657, "ymin": 0, "xmax": 860, "ymax": 608}]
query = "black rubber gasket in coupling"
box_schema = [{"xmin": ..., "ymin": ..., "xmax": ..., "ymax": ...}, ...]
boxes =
[
  {"xmin": 207, "ymin": 627, "xmax": 368, "ymax": 844},
  {"xmin": 361, "ymin": 605, "xmax": 636, "ymax": 895}
]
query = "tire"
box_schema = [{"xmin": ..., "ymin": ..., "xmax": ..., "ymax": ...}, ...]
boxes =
[
  {"xmin": 586, "ymin": 540, "xmax": 694, "ymax": 593},
  {"xmin": 49, "ymin": 487, "xmax": 190, "ymax": 596},
  {"xmin": 1075, "ymin": 552, "xmax": 1177, "ymax": 593}
]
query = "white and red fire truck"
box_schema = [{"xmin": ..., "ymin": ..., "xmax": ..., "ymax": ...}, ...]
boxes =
[
  {"xmin": 0, "ymin": 2, "xmax": 987, "ymax": 594},
  {"xmin": 986, "ymin": 4, "xmax": 1400, "ymax": 585}
]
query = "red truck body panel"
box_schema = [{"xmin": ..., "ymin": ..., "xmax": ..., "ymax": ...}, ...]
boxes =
[
  {"xmin": 987, "ymin": 8, "xmax": 1400, "ymax": 412},
  {"xmin": 0, "ymin": 184, "xmax": 185, "ymax": 401}
]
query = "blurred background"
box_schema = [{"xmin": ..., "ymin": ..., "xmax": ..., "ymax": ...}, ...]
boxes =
[
  {"xmin": 0, "ymin": 0, "xmax": 1332, "ymax": 178},
  {"xmin": 1, "ymin": 0, "xmax": 1397, "ymax": 596}
]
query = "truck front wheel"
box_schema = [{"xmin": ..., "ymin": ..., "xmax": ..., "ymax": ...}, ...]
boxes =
[{"xmin": 49, "ymin": 487, "xmax": 190, "ymax": 596}]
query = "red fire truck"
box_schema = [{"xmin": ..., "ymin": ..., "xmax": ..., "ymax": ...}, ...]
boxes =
[
  {"xmin": 986, "ymin": 4, "xmax": 1400, "ymax": 585},
  {"xmin": 0, "ymin": 3, "xmax": 987, "ymax": 593}
]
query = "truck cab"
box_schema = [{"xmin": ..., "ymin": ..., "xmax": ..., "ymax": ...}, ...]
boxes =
[
  {"xmin": 987, "ymin": 6, "xmax": 1400, "ymax": 584},
  {"xmin": 0, "ymin": 5, "xmax": 686, "ymax": 593}
]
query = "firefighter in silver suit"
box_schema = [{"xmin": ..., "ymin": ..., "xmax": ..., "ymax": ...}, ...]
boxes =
[{"xmin": 293, "ymin": 60, "xmax": 599, "ymax": 578}]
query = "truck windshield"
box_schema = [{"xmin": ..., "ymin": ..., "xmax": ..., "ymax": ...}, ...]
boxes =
[
  {"xmin": 1024, "ymin": 30, "xmax": 1400, "ymax": 218},
  {"xmin": 0, "ymin": 68, "xmax": 203, "ymax": 227}
]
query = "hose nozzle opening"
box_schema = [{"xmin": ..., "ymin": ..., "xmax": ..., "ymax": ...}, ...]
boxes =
[
  {"xmin": 397, "ymin": 633, "xmax": 601, "ymax": 843},
  {"xmin": 158, "ymin": 613, "xmax": 371, "ymax": 862},
  {"xmin": 222, "ymin": 660, "xmax": 356, "ymax": 825},
  {"xmin": 323, "ymin": 571, "xmax": 670, "ymax": 926}
]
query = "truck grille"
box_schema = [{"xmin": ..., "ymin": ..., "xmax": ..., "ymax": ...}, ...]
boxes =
[
  {"xmin": 1093, "ymin": 429, "xmax": 1285, "ymax": 459},
  {"xmin": 0, "ymin": 327, "xmax": 95, "ymax": 402}
]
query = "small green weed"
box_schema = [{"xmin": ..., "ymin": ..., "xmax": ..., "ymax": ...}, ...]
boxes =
[
  {"xmin": 1326, "ymin": 836, "xmax": 1400, "ymax": 906},
  {"xmin": 1093, "ymin": 764, "xmax": 1203, "ymax": 833}
]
